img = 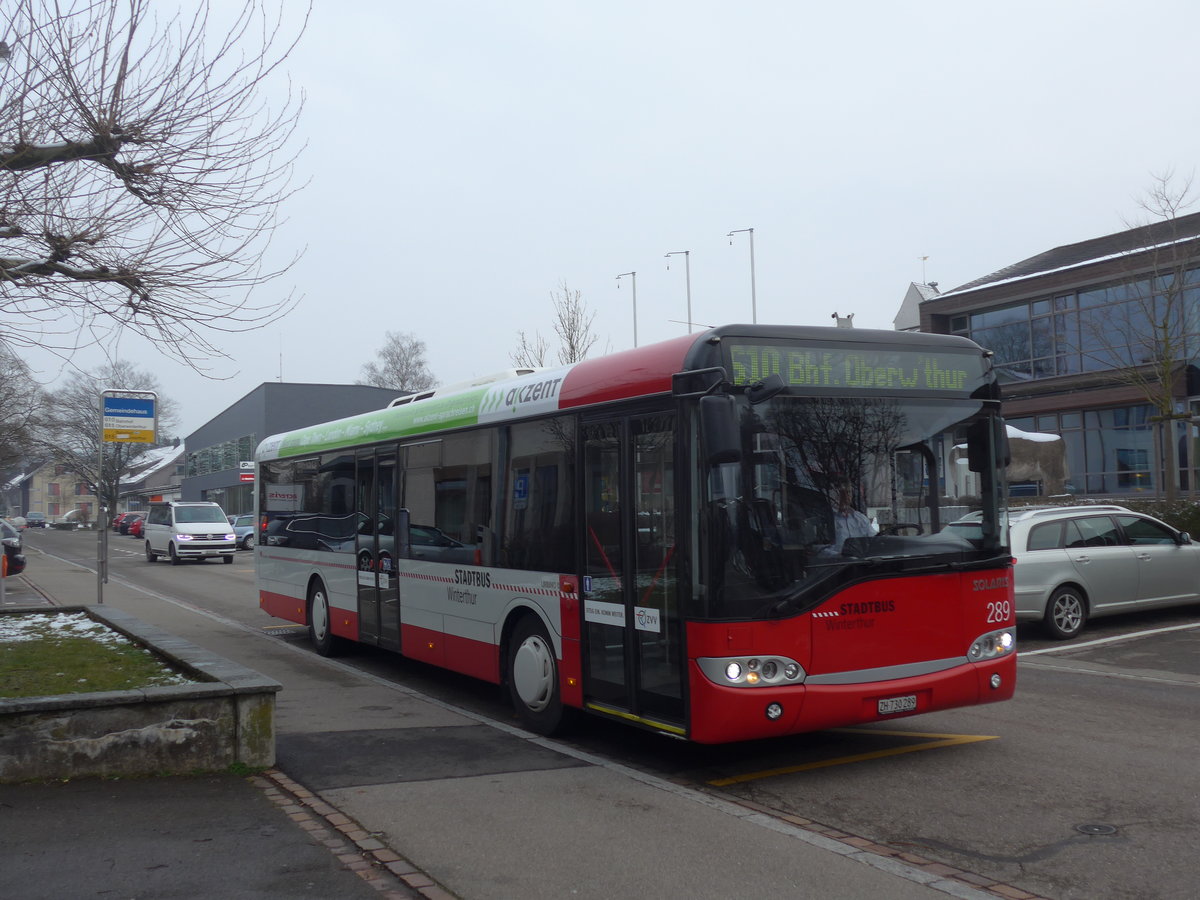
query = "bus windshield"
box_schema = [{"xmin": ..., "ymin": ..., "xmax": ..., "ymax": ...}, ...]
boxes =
[{"xmin": 698, "ymin": 395, "xmax": 1008, "ymax": 620}]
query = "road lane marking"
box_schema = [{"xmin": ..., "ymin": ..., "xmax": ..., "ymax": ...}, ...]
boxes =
[
  {"xmin": 1020, "ymin": 620, "xmax": 1200, "ymax": 656},
  {"xmin": 706, "ymin": 729, "xmax": 998, "ymax": 786}
]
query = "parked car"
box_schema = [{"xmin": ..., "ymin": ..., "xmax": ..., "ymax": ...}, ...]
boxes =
[
  {"xmin": 1, "ymin": 517, "xmax": 27, "ymax": 577},
  {"xmin": 119, "ymin": 513, "xmax": 144, "ymax": 536},
  {"xmin": 1004, "ymin": 505, "xmax": 1200, "ymax": 639},
  {"xmin": 24, "ymin": 511, "xmax": 47, "ymax": 528},
  {"xmin": 229, "ymin": 514, "xmax": 256, "ymax": 550},
  {"xmin": 112, "ymin": 512, "xmax": 130, "ymax": 531},
  {"xmin": 128, "ymin": 516, "xmax": 145, "ymax": 539}
]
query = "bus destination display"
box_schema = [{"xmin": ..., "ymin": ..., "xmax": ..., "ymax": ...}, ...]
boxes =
[{"xmin": 727, "ymin": 341, "xmax": 984, "ymax": 392}]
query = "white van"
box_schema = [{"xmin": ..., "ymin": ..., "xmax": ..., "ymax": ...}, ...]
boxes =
[{"xmin": 144, "ymin": 501, "xmax": 236, "ymax": 565}]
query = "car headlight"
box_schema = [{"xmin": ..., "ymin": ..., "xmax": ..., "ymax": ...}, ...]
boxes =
[
  {"xmin": 698, "ymin": 656, "xmax": 806, "ymax": 687},
  {"xmin": 967, "ymin": 628, "xmax": 1016, "ymax": 661},
  {"xmin": 224, "ymin": 533, "xmax": 236, "ymax": 541},
  {"xmin": 177, "ymin": 534, "xmax": 194, "ymax": 541}
]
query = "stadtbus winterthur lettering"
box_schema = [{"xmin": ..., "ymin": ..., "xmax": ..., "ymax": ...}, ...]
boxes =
[{"xmin": 728, "ymin": 343, "xmax": 974, "ymax": 391}]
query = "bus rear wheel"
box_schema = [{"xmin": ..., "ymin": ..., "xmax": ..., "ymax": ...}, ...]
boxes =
[
  {"xmin": 307, "ymin": 581, "xmax": 344, "ymax": 657},
  {"xmin": 507, "ymin": 615, "xmax": 563, "ymax": 735}
]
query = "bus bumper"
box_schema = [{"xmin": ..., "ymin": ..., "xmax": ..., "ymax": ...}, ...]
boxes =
[{"xmin": 686, "ymin": 654, "xmax": 1016, "ymax": 744}]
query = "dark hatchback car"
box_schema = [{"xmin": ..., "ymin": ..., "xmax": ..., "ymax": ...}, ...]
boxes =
[{"xmin": 2, "ymin": 517, "xmax": 27, "ymax": 577}]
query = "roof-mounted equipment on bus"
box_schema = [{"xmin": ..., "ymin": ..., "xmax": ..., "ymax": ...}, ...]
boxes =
[{"xmin": 388, "ymin": 368, "xmax": 540, "ymax": 408}]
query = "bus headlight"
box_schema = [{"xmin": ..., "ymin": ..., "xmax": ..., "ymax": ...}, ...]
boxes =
[
  {"xmin": 967, "ymin": 628, "xmax": 1016, "ymax": 662},
  {"xmin": 698, "ymin": 656, "xmax": 806, "ymax": 687}
]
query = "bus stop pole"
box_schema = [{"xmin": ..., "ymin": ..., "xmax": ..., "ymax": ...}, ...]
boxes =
[{"xmin": 97, "ymin": 438, "xmax": 106, "ymax": 604}]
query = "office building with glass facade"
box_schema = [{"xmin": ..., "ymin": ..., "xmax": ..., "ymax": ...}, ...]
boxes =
[{"xmin": 920, "ymin": 212, "xmax": 1200, "ymax": 498}]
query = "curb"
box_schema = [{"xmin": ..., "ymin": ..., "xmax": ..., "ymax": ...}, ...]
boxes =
[{"xmin": 255, "ymin": 770, "xmax": 459, "ymax": 900}]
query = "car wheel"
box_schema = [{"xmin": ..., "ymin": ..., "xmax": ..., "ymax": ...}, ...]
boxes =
[
  {"xmin": 241, "ymin": 533, "xmax": 254, "ymax": 550},
  {"xmin": 1044, "ymin": 586, "xmax": 1087, "ymax": 639},
  {"xmin": 506, "ymin": 615, "xmax": 564, "ymax": 735},
  {"xmin": 169, "ymin": 543, "xmax": 181, "ymax": 566},
  {"xmin": 307, "ymin": 580, "xmax": 345, "ymax": 657},
  {"xmin": 145, "ymin": 542, "xmax": 156, "ymax": 563}
]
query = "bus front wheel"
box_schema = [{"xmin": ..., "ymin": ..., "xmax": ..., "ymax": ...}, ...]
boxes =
[
  {"xmin": 307, "ymin": 581, "xmax": 344, "ymax": 657},
  {"xmin": 507, "ymin": 615, "xmax": 563, "ymax": 735}
]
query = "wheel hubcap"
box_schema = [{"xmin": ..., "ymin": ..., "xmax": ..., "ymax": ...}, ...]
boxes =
[
  {"xmin": 512, "ymin": 635, "xmax": 554, "ymax": 711},
  {"xmin": 312, "ymin": 593, "xmax": 329, "ymax": 640},
  {"xmin": 1055, "ymin": 597, "xmax": 1082, "ymax": 632}
]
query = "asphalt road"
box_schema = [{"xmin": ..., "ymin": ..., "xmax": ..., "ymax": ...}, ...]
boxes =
[{"xmin": 22, "ymin": 528, "xmax": 1200, "ymax": 900}]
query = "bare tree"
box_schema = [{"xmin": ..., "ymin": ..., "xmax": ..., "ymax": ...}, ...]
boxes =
[
  {"xmin": 511, "ymin": 280, "xmax": 600, "ymax": 368},
  {"xmin": 1074, "ymin": 171, "xmax": 1200, "ymax": 500},
  {"xmin": 0, "ymin": 0, "xmax": 307, "ymax": 373},
  {"xmin": 0, "ymin": 345, "xmax": 42, "ymax": 470},
  {"xmin": 40, "ymin": 360, "xmax": 178, "ymax": 511},
  {"xmin": 511, "ymin": 330, "xmax": 550, "ymax": 368},
  {"xmin": 357, "ymin": 331, "xmax": 436, "ymax": 392}
]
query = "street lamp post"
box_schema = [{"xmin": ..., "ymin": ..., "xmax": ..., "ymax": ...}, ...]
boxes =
[
  {"xmin": 727, "ymin": 227, "xmax": 757, "ymax": 323},
  {"xmin": 616, "ymin": 271, "xmax": 637, "ymax": 347},
  {"xmin": 665, "ymin": 250, "xmax": 692, "ymax": 332}
]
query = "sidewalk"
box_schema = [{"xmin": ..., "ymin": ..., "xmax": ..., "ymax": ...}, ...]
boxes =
[{"xmin": 1, "ymin": 548, "xmax": 1025, "ymax": 900}]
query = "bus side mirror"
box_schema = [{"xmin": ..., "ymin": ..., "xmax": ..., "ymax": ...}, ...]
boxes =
[
  {"xmin": 747, "ymin": 372, "xmax": 786, "ymax": 405},
  {"xmin": 967, "ymin": 420, "xmax": 1011, "ymax": 472},
  {"xmin": 700, "ymin": 395, "xmax": 741, "ymax": 465}
]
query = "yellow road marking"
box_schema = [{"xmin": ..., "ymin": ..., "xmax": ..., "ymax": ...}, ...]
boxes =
[{"xmin": 706, "ymin": 729, "xmax": 998, "ymax": 786}]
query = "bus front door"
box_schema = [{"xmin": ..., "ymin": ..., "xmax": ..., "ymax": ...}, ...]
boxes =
[{"xmin": 582, "ymin": 414, "xmax": 685, "ymax": 734}]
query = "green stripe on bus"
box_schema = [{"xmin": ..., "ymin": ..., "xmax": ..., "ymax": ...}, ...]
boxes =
[{"xmin": 271, "ymin": 388, "xmax": 488, "ymax": 458}]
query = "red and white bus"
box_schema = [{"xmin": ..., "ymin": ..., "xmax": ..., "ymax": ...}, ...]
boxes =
[{"xmin": 255, "ymin": 324, "xmax": 1015, "ymax": 743}]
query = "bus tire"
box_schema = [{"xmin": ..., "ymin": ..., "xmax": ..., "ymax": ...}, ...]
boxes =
[
  {"xmin": 1044, "ymin": 585, "xmax": 1087, "ymax": 639},
  {"xmin": 507, "ymin": 615, "xmax": 563, "ymax": 735},
  {"xmin": 307, "ymin": 580, "xmax": 344, "ymax": 657}
]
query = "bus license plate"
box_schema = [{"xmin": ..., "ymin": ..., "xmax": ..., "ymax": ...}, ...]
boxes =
[{"xmin": 878, "ymin": 694, "xmax": 917, "ymax": 715}]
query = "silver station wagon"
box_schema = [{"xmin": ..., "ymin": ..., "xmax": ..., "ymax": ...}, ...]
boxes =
[{"xmin": 1006, "ymin": 505, "xmax": 1200, "ymax": 639}]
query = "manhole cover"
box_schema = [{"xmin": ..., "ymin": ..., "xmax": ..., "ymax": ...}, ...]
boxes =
[{"xmin": 1075, "ymin": 824, "xmax": 1117, "ymax": 835}]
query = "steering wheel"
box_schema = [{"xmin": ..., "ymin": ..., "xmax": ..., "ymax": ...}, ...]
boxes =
[{"xmin": 879, "ymin": 522, "xmax": 923, "ymax": 536}]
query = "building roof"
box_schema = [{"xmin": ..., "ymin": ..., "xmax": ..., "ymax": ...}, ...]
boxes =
[
  {"xmin": 939, "ymin": 211, "xmax": 1200, "ymax": 298},
  {"xmin": 124, "ymin": 446, "xmax": 183, "ymax": 482},
  {"xmin": 893, "ymin": 282, "xmax": 939, "ymax": 330}
]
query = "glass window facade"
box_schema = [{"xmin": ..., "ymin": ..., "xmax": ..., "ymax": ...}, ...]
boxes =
[
  {"xmin": 1006, "ymin": 406, "xmax": 1178, "ymax": 496},
  {"xmin": 956, "ymin": 269, "xmax": 1200, "ymax": 383},
  {"xmin": 187, "ymin": 434, "xmax": 257, "ymax": 476}
]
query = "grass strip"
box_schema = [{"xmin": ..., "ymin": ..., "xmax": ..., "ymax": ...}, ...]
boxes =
[{"xmin": 0, "ymin": 612, "xmax": 196, "ymax": 699}]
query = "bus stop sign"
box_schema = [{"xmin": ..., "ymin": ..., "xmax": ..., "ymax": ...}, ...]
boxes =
[{"xmin": 102, "ymin": 396, "xmax": 156, "ymax": 443}]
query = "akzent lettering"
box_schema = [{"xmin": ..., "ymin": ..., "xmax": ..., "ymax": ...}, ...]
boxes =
[{"xmin": 504, "ymin": 377, "xmax": 564, "ymax": 410}]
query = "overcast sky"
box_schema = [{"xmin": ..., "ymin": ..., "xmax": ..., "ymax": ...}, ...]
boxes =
[{"xmin": 23, "ymin": 0, "xmax": 1200, "ymax": 437}]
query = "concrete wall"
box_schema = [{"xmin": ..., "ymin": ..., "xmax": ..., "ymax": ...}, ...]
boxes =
[{"xmin": 0, "ymin": 606, "xmax": 280, "ymax": 782}]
